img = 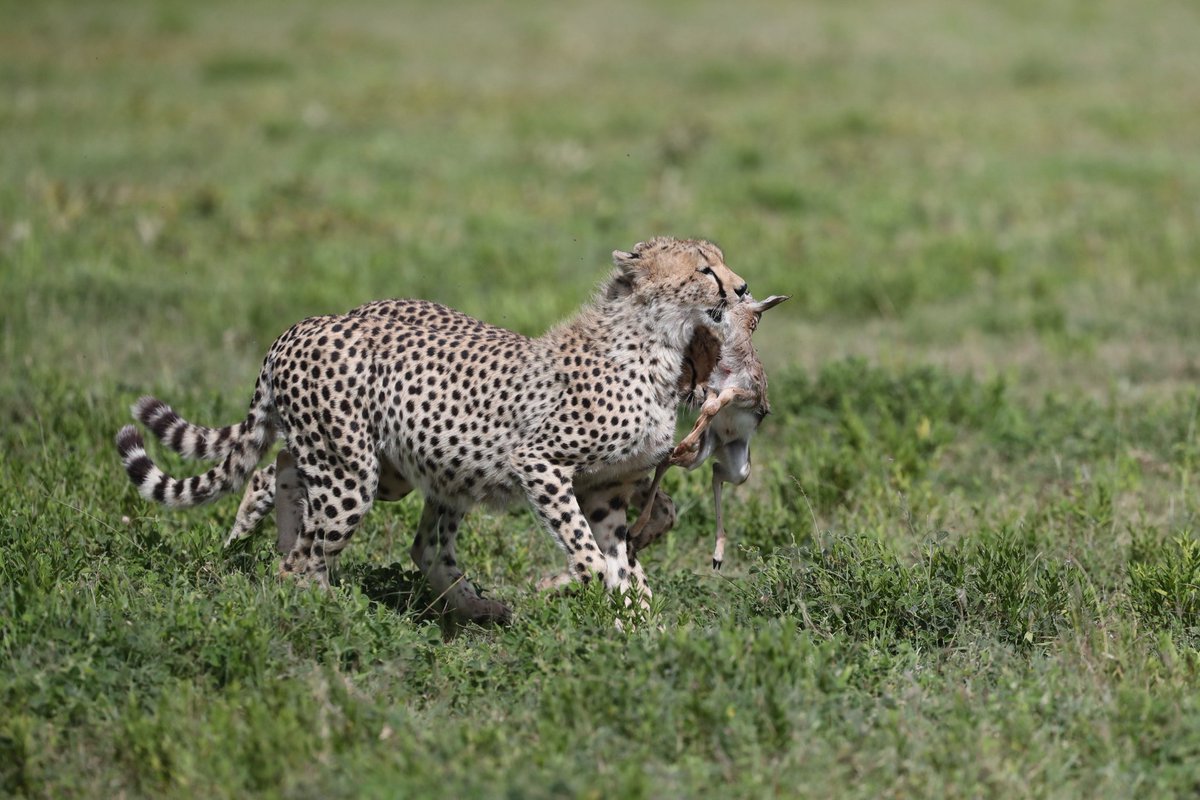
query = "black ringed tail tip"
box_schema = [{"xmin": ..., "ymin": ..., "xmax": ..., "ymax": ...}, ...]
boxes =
[
  {"xmin": 116, "ymin": 425, "xmax": 154, "ymax": 486},
  {"xmin": 133, "ymin": 396, "xmax": 169, "ymax": 425},
  {"xmin": 115, "ymin": 425, "xmax": 144, "ymax": 458}
]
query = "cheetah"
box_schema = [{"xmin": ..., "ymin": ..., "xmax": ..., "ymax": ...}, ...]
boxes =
[
  {"xmin": 132, "ymin": 298, "xmax": 681, "ymax": 570},
  {"xmin": 116, "ymin": 237, "xmax": 749, "ymax": 622},
  {"xmin": 630, "ymin": 293, "xmax": 789, "ymax": 569}
]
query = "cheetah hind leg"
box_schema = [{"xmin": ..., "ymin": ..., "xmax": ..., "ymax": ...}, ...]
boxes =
[
  {"xmin": 278, "ymin": 457, "xmax": 414, "ymax": 583},
  {"xmin": 411, "ymin": 502, "xmax": 511, "ymax": 625},
  {"xmin": 279, "ymin": 445, "xmax": 381, "ymax": 589},
  {"xmin": 274, "ymin": 450, "xmax": 303, "ymax": 555},
  {"xmin": 226, "ymin": 462, "xmax": 278, "ymax": 547},
  {"xmin": 231, "ymin": 452, "xmax": 413, "ymax": 553}
]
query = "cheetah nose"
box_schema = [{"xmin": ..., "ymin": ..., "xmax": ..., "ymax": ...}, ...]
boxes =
[{"xmin": 735, "ymin": 283, "xmax": 749, "ymax": 298}]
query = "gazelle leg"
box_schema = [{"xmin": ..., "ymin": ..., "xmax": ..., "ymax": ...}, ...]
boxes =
[
  {"xmin": 673, "ymin": 411, "xmax": 718, "ymax": 461},
  {"xmin": 628, "ymin": 476, "xmax": 677, "ymax": 556},
  {"xmin": 673, "ymin": 387, "xmax": 758, "ymax": 461},
  {"xmin": 628, "ymin": 458, "xmax": 670, "ymax": 541},
  {"xmin": 711, "ymin": 470, "xmax": 727, "ymax": 570}
]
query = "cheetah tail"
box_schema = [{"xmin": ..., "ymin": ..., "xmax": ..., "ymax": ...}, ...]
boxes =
[
  {"xmin": 116, "ymin": 398, "xmax": 275, "ymax": 510},
  {"xmin": 131, "ymin": 396, "xmax": 240, "ymax": 461}
]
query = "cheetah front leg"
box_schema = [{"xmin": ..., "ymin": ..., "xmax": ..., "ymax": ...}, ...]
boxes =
[
  {"xmin": 410, "ymin": 501, "xmax": 511, "ymax": 625},
  {"xmin": 537, "ymin": 477, "xmax": 675, "ymax": 596},
  {"xmin": 577, "ymin": 480, "xmax": 651, "ymax": 606},
  {"xmin": 519, "ymin": 461, "xmax": 618, "ymax": 591}
]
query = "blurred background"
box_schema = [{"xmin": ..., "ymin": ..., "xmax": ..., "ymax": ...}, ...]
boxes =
[{"xmin": 5, "ymin": 0, "xmax": 1198, "ymax": 398}]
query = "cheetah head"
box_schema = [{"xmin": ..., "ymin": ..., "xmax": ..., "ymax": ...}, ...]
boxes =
[{"xmin": 610, "ymin": 237, "xmax": 749, "ymax": 329}]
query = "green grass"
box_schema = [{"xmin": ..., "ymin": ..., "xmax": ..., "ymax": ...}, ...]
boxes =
[{"xmin": 4, "ymin": 0, "xmax": 1200, "ymax": 796}]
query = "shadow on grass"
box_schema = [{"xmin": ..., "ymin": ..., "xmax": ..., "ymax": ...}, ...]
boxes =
[
  {"xmin": 344, "ymin": 562, "xmax": 440, "ymax": 620},
  {"xmin": 221, "ymin": 530, "xmax": 503, "ymax": 637},
  {"xmin": 344, "ymin": 562, "xmax": 497, "ymax": 640}
]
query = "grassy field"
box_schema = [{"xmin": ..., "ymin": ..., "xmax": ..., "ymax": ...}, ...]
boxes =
[{"xmin": 4, "ymin": 0, "xmax": 1200, "ymax": 796}]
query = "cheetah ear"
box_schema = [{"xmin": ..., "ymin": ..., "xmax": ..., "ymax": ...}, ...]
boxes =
[
  {"xmin": 612, "ymin": 248, "xmax": 641, "ymax": 270},
  {"xmin": 611, "ymin": 247, "xmax": 650, "ymax": 291},
  {"xmin": 750, "ymin": 294, "xmax": 790, "ymax": 315}
]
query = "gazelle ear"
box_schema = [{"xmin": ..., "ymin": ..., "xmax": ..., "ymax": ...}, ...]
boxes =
[{"xmin": 750, "ymin": 294, "xmax": 790, "ymax": 314}]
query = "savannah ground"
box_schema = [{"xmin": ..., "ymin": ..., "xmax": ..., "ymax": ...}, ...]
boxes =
[{"xmin": 3, "ymin": 0, "xmax": 1200, "ymax": 796}]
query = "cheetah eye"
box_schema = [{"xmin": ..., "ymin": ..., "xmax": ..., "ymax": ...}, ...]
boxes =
[{"xmin": 698, "ymin": 266, "xmax": 716, "ymax": 279}]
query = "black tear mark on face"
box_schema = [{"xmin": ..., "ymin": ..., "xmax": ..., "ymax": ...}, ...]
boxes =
[{"xmin": 699, "ymin": 266, "xmax": 727, "ymax": 300}]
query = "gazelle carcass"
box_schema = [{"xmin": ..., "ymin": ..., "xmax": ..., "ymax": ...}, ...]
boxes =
[{"xmin": 630, "ymin": 294, "xmax": 789, "ymax": 569}]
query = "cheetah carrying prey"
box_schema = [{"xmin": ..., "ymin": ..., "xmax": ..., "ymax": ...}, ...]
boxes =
[
  {"xmin": 116, "ymin": 237, "xmax": 749, "ymax": 622},
  {"xmin": 630, "ymin": 293, "xmax": 789, "ymax": 569},
  {"xmin": 134, "ymin": 299, "xmax": 682, "ymax": 570}
]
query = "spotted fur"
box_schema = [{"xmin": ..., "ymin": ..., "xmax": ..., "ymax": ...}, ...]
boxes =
[
  {"xmin": 116, "ymin": 237, "xmax": 748, "ymax": 622},
  {"xmin": 138, "ymin": 299, "xmax": 682, "ymax": 574}
]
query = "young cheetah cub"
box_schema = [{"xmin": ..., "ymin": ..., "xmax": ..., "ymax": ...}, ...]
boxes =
[
  {"xmin": 116, "ymin": 237, "xmax": 749, "ymax": 623},
  {"xmin": 631, "ymin": 293, "xmax": 789, "ymax": 569}
]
